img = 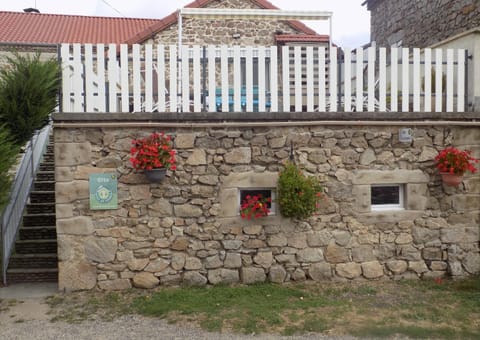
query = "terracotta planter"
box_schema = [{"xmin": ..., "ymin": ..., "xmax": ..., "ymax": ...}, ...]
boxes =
[
  {"xmin": 145, "ymin": 168, "xmax": 167, "ymax": 183},
  {"xmin": 440, "ymin": 172, "xmax": 463, "ymax": 187}
]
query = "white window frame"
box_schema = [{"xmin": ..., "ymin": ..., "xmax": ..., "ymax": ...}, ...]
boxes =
[
  {"xmin": 371, "ymin": 184, "xmax": 405, "ymax": 212},
  {"xmin": 238, "ymin": 188, "xmax": 276, "ymax": 216}
]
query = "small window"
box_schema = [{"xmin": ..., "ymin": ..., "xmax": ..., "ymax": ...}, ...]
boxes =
[
  {"xmin": 239, "ymin": 189, "xmax": 275, "ymax": 215},
  {"xmin": 371, "ymin": 184, "xmax": 404, "ymax": 211}
]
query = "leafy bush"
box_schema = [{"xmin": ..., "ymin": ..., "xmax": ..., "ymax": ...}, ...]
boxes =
[
  {"xmin": 0, "ymin": 125, "xmax": 18, "ymax": 210},
  {"xmin": 277, "ymin": 162, "xmax": 323, "ymax": 219},
  {"xmin": 0, "ymin": 52, "xmax": 59, "ymax": 145}
]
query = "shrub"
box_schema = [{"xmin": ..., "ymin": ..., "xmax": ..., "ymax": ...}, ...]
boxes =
[
  {"xmin": 277, "ymin": 162, "xmax": 323, "ymax": 219},
  {"xmin": 0, "ymin": 52, "xmax": 60, "ymax": 145},
  {"xmin": 0, "ymin": 125, "xmax": 19, "ymax": 210}
]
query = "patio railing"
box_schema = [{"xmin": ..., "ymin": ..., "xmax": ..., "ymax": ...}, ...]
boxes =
[{"xmin": 60, "ymin": 44, "xmax": 468, "ymax": 113}]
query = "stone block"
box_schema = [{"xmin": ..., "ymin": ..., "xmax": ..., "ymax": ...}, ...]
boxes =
[
  {"xmin": 174, "ymin": 204, "xmax": 203, "ymax": 217},
  {"xmin": 175, "ymin": 133, "xmax": 196, "ymax": 149},
  {"xmin": 406, "ymin": 184, "xmax": 428, "ymax": 211},
  {"xmin": 297, "ymin": 248, "xmax": 323, "ymax": 263},
  {"xmin": 267, "ymin": 234, "xmax": 288, "ymax": 247},
  {"xmin": 292, "ymin": 268, "xmax": 306, "ymax": 281},
  {"xmin": 59, "ymin": 261, "xmax": 97, "ymax": 291},
  {"xmin": 56, "ymin": 142, "xmax": 91, "ymax": 166},
  {"xmin": 186, "ymin": 149, "xmax": 207, "ymax": 165},
  {"xmin": 133, "ymin": 272, "xmax": 159, "ymax": 289},
  {"xmin": 183, "ymin": 271, "xmax": 208, "ymax": 286},
  {"xmin": 218, "ymin": 188, "xmax": 238, "ymax": 217},
  {"xmin": 287, "ymin": 233, "xmax": 307, "ymax": 249},
  {"xmin": 205, "ymin": 255, "xmax": 223, "ymax": 269},
  {"xmin": 307, "ymin": 231, "xmax": 332, "ymax": 247},
  {"xmin": 352, "ymin": 170, "xmax": 429, "ymax": 185},
  {"xmin": 446, "ymin": 195, "xmax": 480, "ymax": 212},
  {"xmin": 56, "ymin": 181, "xmax": 89, "ymax": 203},
  {"xmin": 148, "ymin": 199, "xmax": 173, "ymax": 216},
  {"xmin": 198, "ymin": 175, "xmax": 218, "ymax": 186},
  {"xmin": 222, "ymin": 171, "xmax": 278, "ymax": 188},
  {"xmin": 360, "ymin": 148, "xmax": 376, "ymax": 165},
  {"xmin": 224, "ymin": 253, "xmax": 242, "ymax": 268},
  {"xmin": 352, "ymin": 185, "xmax": 370, "ymax": 213},
  {"xmin": 352, "ymin": 245, "xmax": 375, "ymax": 262},
  {"xmin": 244, "ymin": 225, "xmax": 262, "ymax": 235},
  {"xmin": 412, "ymin": 227, "xmax": 440, "ymax": 244},
  {"xmin": 241, "ymin": 267, "xmax": 266, "ymax": 284},
  {"xmin": 225, "ymin": 147, "xmax": 251, "ymax": 164},
  {"xmin": 386, "ymin": 260, "xmax": 408, "ymax": 274},
  {"xmin": 171, "ymin": 237, "xmax": 189, "ymax": 251},
  {"xmin": 463, "ymin": 253, "xmax": 480, "ymax": 274},
  {"xmin": 336, "ymin": 262, "xmax": 362, "ymax": 279},
  {"xmin": 244, "ymin": 239, "xmax": 266, "ymax": 249},
  {"xmin": 268, "ymin": 265, "xmax": 287, "ymax": 283},
  {"xmin": 56, "ymin": 204, "xmax": 73, "ymax": 219},
  {"xmin": 171, "ymin": 253, "xmax": 186, "ymax": 270},
  {"xmin": 430, "ymin": 261, "xmax": 447, "ymax": 271},
  {"xmin": 254, "ymin": 251, "xmax": 273, "ymax": 268},
  {"xmin": 145, "ymin": 258, "xmax": 170, "ymax": 272},
  {"xmin": 56, "ymin": 167, "xmax": 74, "ymax": 182},
  {"xmin": 309, "ymin": 263, "xmax": 332, "ymax": 281},
  {"xmin": 185, "ymin": 257, "xmax": 202, "ymax": 270},
  {"xmin": 361, "ymin": 261, "xmax": 384, "ymax": 279},
  {"xmin": 395, "ymin": 233, "xmax": 413, "ymax": 245},
  {"xmin": 98, "ymin": 279, "xmax": 132, "ymax": 291},
  {"xmin": 130, "ymin": 185, "xmax": 152, "ymax": 200},
  {"xmin": 85, "ymin": 237, "xmax": 117, "ymax": 263},
  {"xmin": 222, "ymin": 240, "xmax": 243, "ymax": 250},
  {"xmin": 408, "ymin": 261, "xmax": 429, "ymax": 274},
  {"xmin": 208, "ymin": 269, "xmax": 239, "ymax": 285},
  {"xmin": 57, "ymin": 216, "xmax": 93, "ymax": 235},
  {"xmin": 325, "ymin": 243, "xmax": 349, "ymax": 263},
  {"xmin": 332, "ymin": 230, "xmax": 351, "ymax": 246},
  {"xmin": 397, "ymin": 245, "xmax": 422, "ymax": 261},
  {"xmin": 422, "ymin": 247, "xmax": 442, "ymax": 260},
  {"xmin": 127, "ymin": 258, "xmax": 149, "ymax": 271}
]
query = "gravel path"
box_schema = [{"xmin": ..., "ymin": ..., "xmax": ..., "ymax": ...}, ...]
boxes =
[{"xmin": 0, "ymin": 295, "xmax": 355, "ymax": 340}]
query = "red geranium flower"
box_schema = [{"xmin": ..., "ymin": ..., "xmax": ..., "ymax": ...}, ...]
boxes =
[{"xmin": 130, "ymin": 132, "xmax": 177, "ymax": 171}]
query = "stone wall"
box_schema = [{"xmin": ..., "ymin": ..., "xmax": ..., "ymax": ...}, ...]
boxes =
[
  {"xmin": 367, "ymin": 0, "xmax": 480, "ymax": 47},
  {"xmin": 148, "ymin": 0, "xmax": 303, "ymax": 46},
  {"xmin": 53, "ymin": 113, "xmax": 480, "ymax": 291}
]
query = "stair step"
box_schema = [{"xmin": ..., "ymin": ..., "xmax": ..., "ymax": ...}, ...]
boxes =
[
  {"xmin": 26, "ymin": 202, "xmax": 55, "ymax": 214},
  {"xmin": 23, "ymin": 213, "xmax": 56, "ymax": 227},
  {"xmin": 36, "ymin": 171, "xmax": 55, "ymax": 181},
  {"xmin": 39, "ymin": 164, "xmax": 54, "ymax": 171},
  {"xmin": 19, "ymin": 226, "xmax": 56, "ymax": 240},
  {"xmin": 15, "ymin": 240, "xmax": 57, "ymax": 254},
  {"xmin": 8, "ymin": 254, "xmax": 58, "ymax": 269},
  {"xmin": 33, "ymin": 181, "xmax": 55, "ymax": 191},
  {"xmin": 7, "ymin": 268, "xmax": 58, "ymax": 283},
  {"xmin": 30, "ymin": 191, "xmax": 55, "ymax": 203}
]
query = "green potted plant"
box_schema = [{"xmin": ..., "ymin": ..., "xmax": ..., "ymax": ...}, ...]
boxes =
[
  {"xmin": 277, "ymin": 161, "xmax": 323, "ymax": 218},
  {"xmin": 130, "ymin": 132, "xmax": 176, "ymax": 182},
  {"xmin": 434, "ymin": 146, "xmax": 478, "ymax": 186}
]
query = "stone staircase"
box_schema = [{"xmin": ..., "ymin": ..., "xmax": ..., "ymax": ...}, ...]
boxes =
[{"xmin": 6, "ymin": 142, "xmax": 57, "ymax": 283}]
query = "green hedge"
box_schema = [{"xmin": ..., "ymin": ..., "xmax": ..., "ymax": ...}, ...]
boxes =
[{"xmin": 0, "ymin": 125, "xmax": 18, "ymax": 210}]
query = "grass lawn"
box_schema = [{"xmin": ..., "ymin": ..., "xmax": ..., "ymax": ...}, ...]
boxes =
[{"xmin": 47, "ymin": 276, "xmax": 480, "ymax": 338}]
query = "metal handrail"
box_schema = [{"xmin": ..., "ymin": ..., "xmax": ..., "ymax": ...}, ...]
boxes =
[{"xmin": 1, "ymin": 122, "xmax": 52, "ymax": 285}]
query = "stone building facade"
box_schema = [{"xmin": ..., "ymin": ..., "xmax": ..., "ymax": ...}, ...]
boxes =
[
  {"xmin": 53, "ymin": 112, "xmax": 480, "ymax": 291},
  {"xmin": 365, "ymin": 0, "xmax": 480, "ymax": 47}
]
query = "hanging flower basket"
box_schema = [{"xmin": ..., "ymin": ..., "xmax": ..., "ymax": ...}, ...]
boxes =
[
  {"xmin": 144, "ymin": 168, "xmax": 167, "ymax": 183},
  {"xmin": 439, "ymin": 172, "xmax": 463, "ymax": 187},
  {"xmin": 434, "ymin": 147, "xmax": 478, "ymax": 187}
]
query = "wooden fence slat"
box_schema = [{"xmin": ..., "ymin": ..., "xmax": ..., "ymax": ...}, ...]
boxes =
[
  {"xmin": 73, "ymin": 44, "xmax": 83, "ymax": 112},
  {"xmin": 207, "ymin": 45, "xmax": 216, "ymax": 112},
  {"xmin": 182, "ymin": 45, "xmax": 190, "ymax": 112},
  {"xmin": 344, "ymin": 48, "xmax": 352, "ymax": 112},
  {"xmin": 435, "ymin": 49, "xmax": 443, "ymax": 112},
  {"xmin": 330, "ymin": 47, "xmax": 338, "ymax": 112},
  {"xmin": 379, "ymin": 47, "xmax": 387, "ymax": 112},
  {"xmin": 145, "ymin": 44, "xmax": 153, "ymax": 112},
  {"xmin": 233, "ymin": 46, "xmax": 242, "ymax": 112},
  {"xmin": 60, "ymin": 44, "xmax": 72, "ymax": 112},
  {"xmin": 457, "ymin": 49, "xmax": 465, "ymax": 112},
  {"xmin": 84, "ymin": 44, "xmax": 94, "ymax": 112},
  {"xmin": 221, "ymin": 45, "xmax": 229, "ymax": 112},
  {"xmin": 193, "ymin": 45, "xmax": 202, "ymax": 112},
  {"xmin": 306, "ymin": 46, "xmax": 314, "ymax": 112},
  {"xmin": 169, "ymin": 45, "xmax": 177, "ymax": 112},
  {"xmin": 132, "ymin": 44, "xmax": 141, "ymax": 112},
  {"xmin": 157, "ymin": 45, "xmax": 166, "ymax": 112},
  {"xmin": 367, "ymin": 47, "xmax": 375, "ymax": 111},
  {"xmin": 270, "ymin": 46, "xmax": 278, "ymax": 112},
  {"xmin": 294, "ymin": 46, "xmax": 302, "ymax": 112},
  {"xmin": 413, "ymin": 48, "xmax": 421, "ymax": 112},
  {"xmin": 355, "ymin": 47, "xmax": 363, "ymax": 112},
  {"xmin": 258, "ymin": 46, "xmax": 266, "ymax": 112},
  {"xmin": 317, "ymin": 47, "xmax": 326, "ymax": 112},
  {"xmin": 119, "ymin": 44, "xmax": 129, "ymax": 112},
  {"xmin": 424, "ymin": 48, "xmax": 432, "ymax": 112},
  {"xmin": 402, "ymin": 48, "xmax": 409, "ymax": 112},
  {"xmin": 282, "ymin": 46, "xmax": 290, "ymax": 112},
  {"xmin": 446, "ymin": 49, "xmax": 454, "ymax": 112},
  {"xmin": 390, "ymin": 47, "xmax": 398, "ymax": 112},
  {"xmin": 246, "ymin": 46, "xmax": 253, "ymax": 112}
]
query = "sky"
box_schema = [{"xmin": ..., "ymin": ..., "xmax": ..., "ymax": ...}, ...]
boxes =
[{"xmin": 0, "ymin": 0, "xmax": 371, "ymax": 47}]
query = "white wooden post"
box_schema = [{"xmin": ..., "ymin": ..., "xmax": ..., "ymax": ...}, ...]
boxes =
[
  {"xmin": 221, "ymin": 45, "xmax": 229, "ymax": 112},
  {"xmin": 246, "ymin": 46, "xmax": 254, "ymax": 112},
  {"xmin": 435, "ymin": 49, "xmax": 443, "ymax": 112},
  {"xmin": 344, "ymin": 48, "xmax": 352, "ymax": 112},
  {"xmin": 60, "ymin": 44, "xmax": 72, "ymax": 112},
  {"xmin": 306, "ymin": 46, "xmax": 314, "ymax": 112},
  {"xmin": 457, "ymin": 49, "xmax": 465, "ymax": 112},
  {"xmin": 424, "ymin": 48, "xmax": 432, "ymax": 112},
  {"xmin": 233, "ymin": 46, "xmax": 241, "ymax": 112},
  {"xmin": 73, "ymin": 44, "xmax": 83, "ymax": 112},
  {"xmin": 446, "ymin": 49, "xmax": 454, "ymax": 112},
  {"xmin": 84, "ymin": 44, "xmax": 94, "ymax": 112},
  {"xmin": 367, "ymin": 47, "xmax": 375, "ymax": 112},
  {"xmin": 282, "ymin": 46, "xmax": 290, "ymax": 112},
  {"xmin": 157, "ymin": 45, "xmax": 166, "ymax": 112},
  {"xmin": 390, "ymin": 47, "xmax": 398, "ymax": 112},
  {"xmin": 132, "ymin": 44, "xmax": 141, "ymax": 112},
  {"xmin": 258, "ymin": 46, "xmax": 266, "ymax": 112},
  {"xmin": 318, "ymin": 47, "xmax": 326, "ymax": 112},
  {"xmin": 207, "ymin": 45, "xmax": 216, "ymax": 112},
  {"xmin": 96, "ymin": 44, "xmax": 106, "ymax": 112},
  {"xmin": 294, "ymin": 46, "xmax": 302, "ymax": 112},
  {"xmin": 182, "ymin": 45, "xmax": 190, "ymax": 112},
  {"xmin": 169, "ymin": 45, "xmax": 177, "ymax": 112},
  {"xmin": 413, "ymin": 48, "xmax": 421, "ymax": 112},
  {"xmin": 120, "ymin": 44, "xmax": 129, "ymax": 112},
  {"xmin": 355, "ymin": 47, "xmax": 363, "ymax": 112},
  {"xmin": 329, "ymin": 47, "xmax": 338, "ymax": 112},
  {"xmin": 402, "ymin": 48, "xmax": 410, "ymax": 112},
  {"xmin": 379, "ymin": 47, "xmax": 387, "ymax": 112},
  {"xmin": 192, "ymin": 45, "xmax": 202, "ymax": 112},
  {"xmin": 145, "ymin": 44, "xmax": 153, "ymax": 112},
  {"xmin": 269, "ymin": 46, "xmax": 278, "ymax": 112}
]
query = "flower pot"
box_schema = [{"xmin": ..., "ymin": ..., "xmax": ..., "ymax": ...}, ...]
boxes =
[
  {"xmin": 145, "ymin": 168, "xmax": 167, "ymax": 183},
  {"xmin": 440, "ymin": 172, "xmax": 463, "ymax": 187}
]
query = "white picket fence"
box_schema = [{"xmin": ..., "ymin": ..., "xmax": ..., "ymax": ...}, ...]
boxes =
[{"xmin": 60, "ymin": 44, "xmax": 468, "ymax": 113}]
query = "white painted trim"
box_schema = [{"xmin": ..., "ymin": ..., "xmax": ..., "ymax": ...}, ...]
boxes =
[{"xmin": 371, "ymin": 184, "xmax": 405, "ymax": 212}]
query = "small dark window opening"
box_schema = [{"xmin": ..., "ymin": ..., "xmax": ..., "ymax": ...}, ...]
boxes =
[
  {"xmin": 240, "ymin": 189, "xmax": 273, "ymax": 210},
  {"xmin": 371, "ymin": 186, "xmax": 400, "ymax": 205}
]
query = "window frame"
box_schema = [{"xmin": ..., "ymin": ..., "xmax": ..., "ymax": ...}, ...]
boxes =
[{"xmin": 370, "ymin": 184, "xmax": 405, "ymax": 212}]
